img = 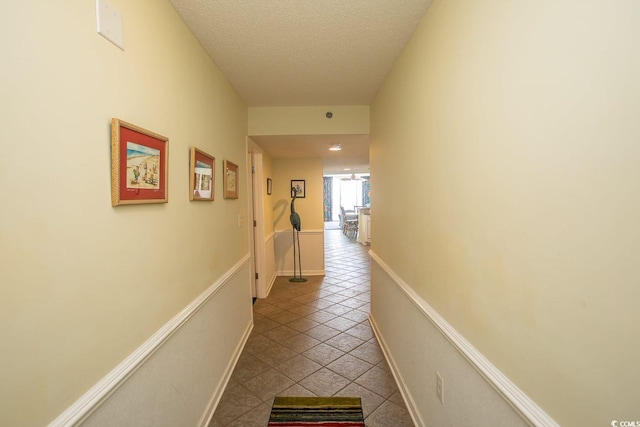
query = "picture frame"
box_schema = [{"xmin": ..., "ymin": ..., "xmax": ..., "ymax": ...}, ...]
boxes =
[
  {"xmin": 291, "ymin": 179, "xmax": 306, "ymax": 198},
  {"xmin": 223, "ymin": 160, "xmax": 239, "ymax": 199},
  {"xmin": 111, "ymin": 118, "xmax": 168, "ymax": 206},
  {"xmin": 267, "ymin": 178, "xmax": 272, "ymax": 195},
  {"xmin": 189, "ymin": 147, "xmax": 215, "ymax": 201}
]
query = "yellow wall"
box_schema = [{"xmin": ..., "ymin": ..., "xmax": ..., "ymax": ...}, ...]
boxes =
[
  {"xmin": 263, "ymin": 151, "xmax": 275, "ymax": 237},
  {"xmin": 0, "ymin": 1, "xmax": 248, "ymax": 425},
  {"xmin": 371, "ymin": 1, "xmax": 640, "ymax": 425},
  {"xmin": 249, "ymin": 106, "xmax": 369, "ymax": 136},
  {"xmin": 271, "ymin": 158, "xmax": 324, "ymax": 232}
]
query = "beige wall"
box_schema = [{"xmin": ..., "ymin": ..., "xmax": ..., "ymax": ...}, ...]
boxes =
[
  {"xmin": 271, "ymin": 158, "xmax": 324, "ymax": 232},
  {"xmin": 371, "ymin": 1, "xmax": 640, "ymax": 425},
  {"xmin": 259, "ymin": 151, "xmax": 279, "ymax": 293},
  {"xmin": 262, "ymin": 151, "xmax": 275, "ymax": 237},
  {"xmin": 270, "ymin": 158, "xmax": 325, "ymax": 277},
  {"xmin": 0, "ymin": 1, "xmax": 248, "ymax": 425},
  {"xmin": 248, "ymin": 106, "xmax": 369, "ymax": 136}
]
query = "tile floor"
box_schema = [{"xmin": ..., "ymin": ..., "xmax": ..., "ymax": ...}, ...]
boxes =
[{"xmin": 209, "ymin": 229, "xmax": 414, "ymax": 426}]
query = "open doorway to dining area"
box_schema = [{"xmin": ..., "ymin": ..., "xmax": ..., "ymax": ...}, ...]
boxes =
[{"xmin": 323, "ymin": 174, "xmax": 370, "ymax": 242}]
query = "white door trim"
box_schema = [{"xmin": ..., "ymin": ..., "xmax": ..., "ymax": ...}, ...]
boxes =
[{"xmin": 247, "ymin": 138, "xmax": 267, "ymax": 298}]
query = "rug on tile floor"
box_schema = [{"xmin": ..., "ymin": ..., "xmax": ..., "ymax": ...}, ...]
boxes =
[{"xmin": 268, "ymin": 396, "xmax": 365, "ymax": 426}]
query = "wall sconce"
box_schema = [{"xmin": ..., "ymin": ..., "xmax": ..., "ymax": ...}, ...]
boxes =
[{"xmin": 329, "ymin": 144, "xmax": 341, "ymax": 151}]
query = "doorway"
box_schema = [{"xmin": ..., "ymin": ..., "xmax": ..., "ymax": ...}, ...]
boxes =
[{"xmin": 323, "ymin": 173, "xmax": 370, "ymax": 223}]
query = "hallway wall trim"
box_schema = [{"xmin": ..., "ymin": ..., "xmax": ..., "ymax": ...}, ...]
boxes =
[
  {"xmin": 50, "ymin": 254, "xmax": 252, "ymax": 427},
  {"xmin": 265, "ymin": 232, "xmax": 277, "ymax": 296},
  {"xmin": 274, "ymin": 229, "xmax": 325, "ymax": 277},
  {"xmin": 369, "ymin": 251, "xmax": 559, "ymax": 427},
  {"xmin": 198, "ymin": 321, "xmax": 253, "ymax": 427}
]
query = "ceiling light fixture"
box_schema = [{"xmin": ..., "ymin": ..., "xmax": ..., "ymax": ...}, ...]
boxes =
[
  {"xmin": 341, "ymin": 173, "xmax": 362, "ymax": 181},
  {"xmin": 329, "ymin": 144, "xmax": 341, "ymax": 151}
]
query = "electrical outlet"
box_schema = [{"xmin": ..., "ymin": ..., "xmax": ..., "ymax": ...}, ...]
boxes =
[{"xmin": 436, "ymin": 372, "xmax": 444, "ymax": 404}]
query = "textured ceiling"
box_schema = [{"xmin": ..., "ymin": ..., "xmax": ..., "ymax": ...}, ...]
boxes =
[{"xmin": 169, "ymin": 0, "xmax": 432, "ymax": 172}]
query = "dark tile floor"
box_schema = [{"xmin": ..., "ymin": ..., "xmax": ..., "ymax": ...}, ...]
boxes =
[{"xmin": 210, "ymin": 229, "xmax": 414, "ymax": 426}]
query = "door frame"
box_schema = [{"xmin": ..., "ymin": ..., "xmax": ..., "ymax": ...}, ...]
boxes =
[{"xmin": 247, "ymin": 138, "xmax": 267, "ymax": 298}]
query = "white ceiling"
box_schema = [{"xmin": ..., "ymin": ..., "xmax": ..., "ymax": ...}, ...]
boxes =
[
  {"xmin": 250, "ymin": 134, "xmax": 369, "ymax": 175},
  {"xmin": 169, "ymin": 0, "xmax": 432, "ymax": 173}
]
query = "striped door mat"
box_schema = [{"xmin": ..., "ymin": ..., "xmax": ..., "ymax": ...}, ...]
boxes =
[{"xmin": 268, "ymin": 396, "xmax": 365, "ymax": 426}]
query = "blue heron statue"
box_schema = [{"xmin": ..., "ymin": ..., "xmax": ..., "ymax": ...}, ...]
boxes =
[{"xmin": 289, "ymin": 187, "xmax": 306, "ymax": 282}]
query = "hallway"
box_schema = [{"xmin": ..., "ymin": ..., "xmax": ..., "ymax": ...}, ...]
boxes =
[{"xmin": 210, "ymin": 230, "xmax": 414, "ymax": 426}]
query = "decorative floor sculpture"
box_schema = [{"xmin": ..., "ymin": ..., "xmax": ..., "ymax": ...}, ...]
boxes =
[{"xmin": 289, "ymin": 187, "xmax": 307, "ymax": 282}]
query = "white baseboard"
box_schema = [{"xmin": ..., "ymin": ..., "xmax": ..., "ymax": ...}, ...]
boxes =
[
  {"xmin": 266, "ymin": 272, "xmax": 277, "ymax": 296},
  {"xmin": 369, "ymin": 315, "xmax": 424, "ymax": 427},
  {"xmin": 198, "ymin": 321, "xmax": 253, "ymax": 427},
  {"xmin": 369, "ymin": 250, "xmax": 559, "ymax": 427},
  {"xmin": 276, "ymin": 269, "xmax": 326, "ymax": 277},
  {"xmin": 49, "ymin": 255, "xmax": 251, "ymax": 427}
]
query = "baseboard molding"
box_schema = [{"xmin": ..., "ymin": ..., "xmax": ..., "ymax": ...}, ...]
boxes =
[
  {"xmin": 198, "ymin": 320, "xmax": 253, "ymax": 427},
  {"xmin": 368, "ymin": 315, "xmax": 424, "ymax": 427},
  {"xmin": 49, "ymin": 254, "xmax": 251, "ymax": 427},
  {"xmin": 369, "ymin": 250, "xmax": 559, "ymax": 427},
  {"xmin": 276, "ymin": 269, "xmax": 326, "ymax": 277},
  {"xmin": 266, "ymin": 272, "xmax": 277, "ymax": 296},
  {"xmin": 265, "ymin": 232, "xmax": 276, "ymax": 297}
]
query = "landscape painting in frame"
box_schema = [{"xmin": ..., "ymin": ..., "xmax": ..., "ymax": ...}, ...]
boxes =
[
  {"xmin": 128, "ymin": 142, "xmax": 160, "ymax": 189},
  {"xmin": 111, "ymin": 119, "xmax": 169, "ymax": 206},
  {"xmin": 190, "ymin": 147, "xmax": 215, "ymax": 201}
]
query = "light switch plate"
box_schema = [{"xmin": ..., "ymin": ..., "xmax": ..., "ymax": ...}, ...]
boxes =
[{"xmin": 96, "ymin": 0, "xmax": 124, "ymax": 50}]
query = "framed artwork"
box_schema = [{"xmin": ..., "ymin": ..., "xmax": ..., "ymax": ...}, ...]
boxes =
[
  {"xmin": 190, "ymin": 147, "xmax": 215, "ymax": 201},
  {"xmin": 111, "ymin": 118, "xmax": 168, "ymax": 206},
  {"xmin": 223, "ymin": 160, "xmax": 239, "ymax": 199},
  {"xmin": 291, "ymin": 179, "xmax": 305, "ymax": 198},
  {"xmin": 267, "ymin": 178, "xmax": 272, "ymax": 195}
]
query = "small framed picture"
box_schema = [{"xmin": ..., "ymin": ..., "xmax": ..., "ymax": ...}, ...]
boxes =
[
  {"xmin": 223, "ymin": 160, "xmax": 239, "ymax": 199},
  {"xmin": 291, "ymin": 179, "xmax": 305, "ymax": 198},
  {"xmin": 190, "ymin": 147, "xmax": 215, "ymax": 201},
  {"xmin": 267, "ymin": 178, "xmax": 272, "ymax": 195},
  {"xmin": 111, "ymin": 119, "xmax": 168, "ymax": 206}
]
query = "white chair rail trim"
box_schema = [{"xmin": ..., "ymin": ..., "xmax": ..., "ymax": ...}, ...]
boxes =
[
  {"xmin": 198, "ymin": 320, "xmax": 253, "ymax": 427},
  {"xmin": 48, "ymin": 254, "xmax": 251, "ymax": 427},
  {"xmin": 369, "ymin": 250, "xmax": 559, "ymax": 427},
  {"xmin": 265, "ymin": 231, "xmax": 275, "ymax": 243},
  {"xmin": 274, "ymin": 229, "xmax": 324, "ymax": 235}
]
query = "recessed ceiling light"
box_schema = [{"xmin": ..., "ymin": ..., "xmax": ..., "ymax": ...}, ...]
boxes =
[{"xmin": 329, "ymin": 144, "xmax": 341, "ymax": 151}]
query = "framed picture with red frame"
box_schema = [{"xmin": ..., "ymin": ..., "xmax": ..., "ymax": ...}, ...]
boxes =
[{"xmin": 111, "ymin": 119, "xmax": 169, "ymax": 206}]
